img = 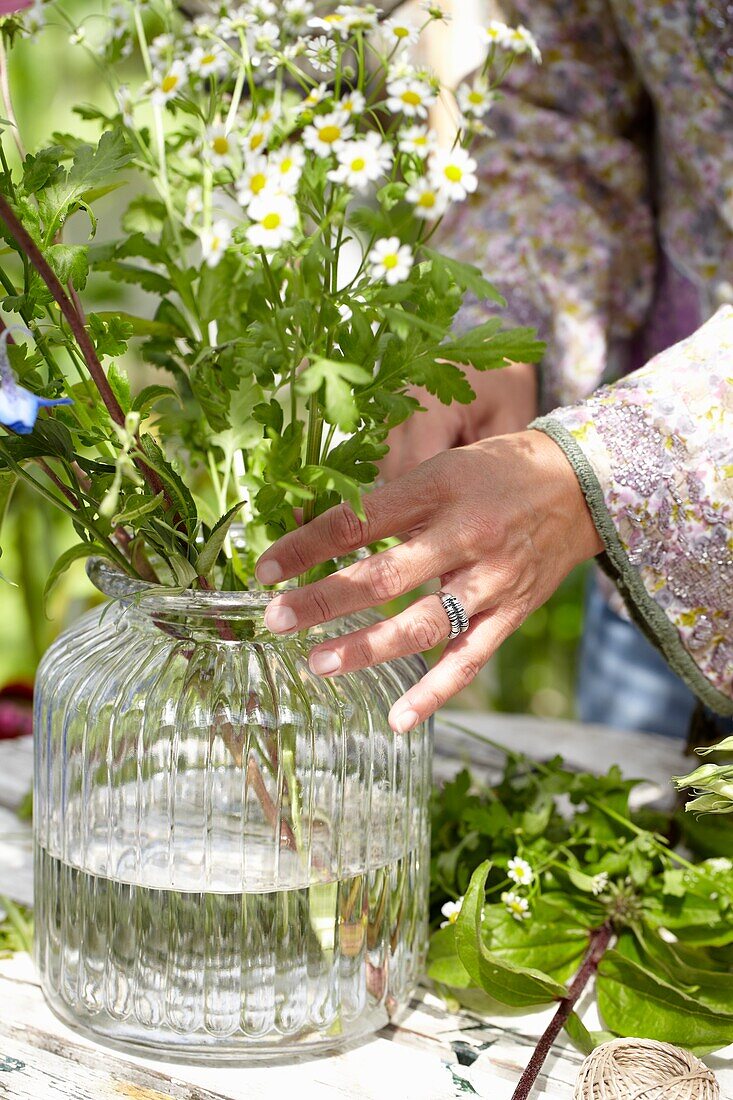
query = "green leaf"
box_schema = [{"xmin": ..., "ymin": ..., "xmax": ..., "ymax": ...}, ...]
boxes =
[
  {"xmin": 298, "ymin": 358, "xmax": 372, "ymax": 431},
  {"xmin": 111, "ymin": 492, "xmax": 165, "ymax": 527},
  {"xmin": 300, "ymin": 465, "xmax": 364, "ymax": 518},
  {"xmin": 88, "ymin": 313, "xmax": 133, "ymax": 359},
  {"xmin": 43, "ymin": 543, "xmax": 113, "ymax": 607},
  {"xmin": 138, "ymin": 434, "xmax": 198, "ymax": 539},
  {"xmin": 564, "ymin": 1011, "xmax": 615, "ymax": 1055},
  {"xmin": 454, "ymin": 862, "xmax": 568, "ymax": 1008},
  {"xmin": 195, "ymin": 501, "xmax": 246, "ymax": 579},
  {"xmin": 22, "ymin": 146, "xmax": 65, "ymax": 193},
  {"xmin": 427, "ymin": 925, "xmax": 473, "ymax": 989},
  {"xmin": 47, "ymin": 243, "xmax": 88, "ymax": 290},
  {"xmin": 422, "ymin": 247, "xmax": 506, "ymax": 305},
  {"xmin": 597, "ymin": 947, "xmax": 733, "ymax": 1054},
  {"xmin": 480, "ymin": 900, "xmax": 589, "ymax": 982},
  {"xmin": 93, "ymin": 311, "xmax": 181, "ymax": 340},
  {"xmin": 97, "ymin": 259, "xmax": 171, "ymax": 295},
  {"xmin": 108, "ymin": 363, "xmax": 131, "ymax": 413},
  {"xmin": 620, "ymin": 929, "xmax": 733, "ymax": 1017},
  {"xmin": 38, "ymin": 130, "xmax": 131, "ymax": 234},
  {"xmin": 131, "ymin": 385, "xmax": 178, "ymax": 416},
  {"xmin": 411, "ymin": 357, "xmax": 475, "ymax": 405}
]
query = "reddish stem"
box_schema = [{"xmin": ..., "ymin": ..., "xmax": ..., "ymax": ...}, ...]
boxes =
[{"xmin": 511, "ymin": 923, "xmax": 614, "ymax": 1100}]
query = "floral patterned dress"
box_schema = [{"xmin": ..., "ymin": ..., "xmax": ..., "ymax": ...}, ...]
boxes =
[{"xmin": 448, "ymin": 1, "xmax": 733, "ymax": 709}]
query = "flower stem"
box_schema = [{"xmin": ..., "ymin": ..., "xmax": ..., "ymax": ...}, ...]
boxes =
[{"xmin": 511, "ymin": 923, "xmax": 614, "ymax": 1100}]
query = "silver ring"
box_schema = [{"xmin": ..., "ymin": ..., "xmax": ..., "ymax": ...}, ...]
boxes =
[{"xmin": 438, "ymin": 591, "xmax": 470, "ymax": 640}]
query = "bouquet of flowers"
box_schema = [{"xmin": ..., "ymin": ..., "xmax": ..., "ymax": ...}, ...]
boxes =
[{"xmin": 0, "ymin": 0, "xmax": 544, "ymax": 594}]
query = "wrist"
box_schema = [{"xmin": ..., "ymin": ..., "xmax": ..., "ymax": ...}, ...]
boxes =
[{"xmin": 528, "ymin": 429, "xmax": 603, "ymax": 564}]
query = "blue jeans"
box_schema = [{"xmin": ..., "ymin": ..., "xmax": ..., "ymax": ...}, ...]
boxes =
[{"xmin": 577, "ymin": 575, "xmax": 696, "ymax": 740}]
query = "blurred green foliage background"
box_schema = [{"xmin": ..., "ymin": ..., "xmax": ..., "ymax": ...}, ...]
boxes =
[{"xmin": 1, "ymin": 3, "xmax": 587, "ymax": 717}]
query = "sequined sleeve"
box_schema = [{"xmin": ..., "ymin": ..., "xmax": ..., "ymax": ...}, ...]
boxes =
[
  {"xmin": 445, "ymin": 0, "xmax": 656, "ymax": 409},
  {"xmin": 534, "ymin": 306, "xmax": 733, "ymax": 713}
]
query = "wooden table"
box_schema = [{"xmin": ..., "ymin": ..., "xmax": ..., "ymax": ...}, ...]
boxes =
[{"xmin": 1, "ymin": 713, "xmax": 731, "ymax": 1100}]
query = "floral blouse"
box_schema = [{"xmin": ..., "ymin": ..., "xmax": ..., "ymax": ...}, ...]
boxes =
[{"xmin": 447, "ymin": 1, "xmax": 733, "ymax": 707}]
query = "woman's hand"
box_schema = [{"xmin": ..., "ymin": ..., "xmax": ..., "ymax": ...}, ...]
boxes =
[
  {"xmin": 255, "ymin": 430, "xmax": 602, "ymax": 732},
  {"xmin": 380, "ymin": 361, "xmax": 538, "ymax": 480}
]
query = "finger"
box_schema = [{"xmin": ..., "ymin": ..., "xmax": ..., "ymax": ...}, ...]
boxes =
[
  {"xmin": 307, "ymin": 588, "xmax": 478, "ymax": 675},
  {"xmin": 255, "ymin": 471, "xmax": 435, "ymax": 585},
  {"xmin": 387, "ymin": 607, "xmax": 522, "ymax": 732},
  {"xmin": 262, "ymin": 536, "xmax": 454, "ymax": 634}
]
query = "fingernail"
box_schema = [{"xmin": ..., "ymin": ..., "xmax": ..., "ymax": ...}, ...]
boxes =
[
  {"xmin": 391, "ymin": 707, "xmax": 420, "ymax": 733},
  {"xmin": 256, "ymin": 559, "xmax": 283, "ymax": 585},
  {"xmin": 309, "ymin": 649, "xmax": 341, "ymax": 676},
  {"xmin": 264, "ymin": 602, "xmax": 297, "ymax": 633}
]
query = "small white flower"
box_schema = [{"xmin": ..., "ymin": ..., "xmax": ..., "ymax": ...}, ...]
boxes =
[
  {"xmin": 247, "ymin": 20, "xmax": 280, "ymax": 66},
  {"xmin": 115, "ymin": 85, "xmax": 134, "ymax": 128},
  {"xmin": 242, "ymin": 122, "xmax": 271, "ymax": 156},
  {"xmin": 270, "ymin": 143, "xmax": 305, "ymax": 194},
  {"xmin": 429, "ymin": 147, "xmax": 478, "ymax": 201},
  {"xmin": 201, "ymin": 220, "xmax": 232, "ymax": 268},
  {"xmin": 405, "ymin": 178, "xmax": 448, "ymax": 220},
  {"xmin": 308, "ymin": 11, "xmax": 350, "ymax": 37},
  {"xmin": 283, "ymin": 0, "xmax": 314, "ymax": 31},
  {"xmin": 421, "ymin": 1, "xmax": 450, "ymax": 21},
  {"xmin": 302, "ymin": 110, "xmax": 354, "ymax": 156},
  {"xmin": 184, "ymin": 186, "xmax": 203, "ymax": 225},
  {"xmin": 305, "ymin": 34, "xmax": 339, "ymax": 73},
  {"xmin": 246, "ymin": 191, "xmax": 298, "ymax": 250},
  {"xmin": 707, "ymin": 858, "xmax": 733, "ymax": 874},
  {"xmin": 149, "ymin": 32, "xmax": 174, "ymax": 66},
  {"xmin": 368, "ymin": 237, "xmax": 413, "ymax": 286},
  {"xmin": 190, "ymin": 43, "xmax": 228, "ymax": 79},
  {"xmin": 69, "ymin": 26, "xmax": 86, "ymax": 45},
  {"xmin": 506, "ymin": 24, "xmax": 542, "ymax": 63},
  {"xmin": 205, "ymin": 124, "xmax": 236, "ymax": 168},
  {"xmin": 457, "ymin": 79, "xmax": 494, "ymax": 119},
  {"xmin": 218, "ymin": 8, "xmax": 254, "ymax": 35},
  {"xmin": 337, "ymin": 4, "xmax": 379, "ymax": 33},
  {"xmin": 439, "ymin": 896, "xmax": 463, "ymax": 928},
  {"xmin": 249, "ymin": 0, "xmax": 277, "ymax": 21},
  {"xmin": 591, "ymin": 873, "xmax": 609, "ymax": 896},
  {"xmin": 383, "ymin": 17, "xmax": 420, "ymax": 49},
  {"xmin": 329, "ymin": 132, "xmax": 392, "ymax": 190},
  {"xmin": 480, "ymin": 20, "xmax": 512, "ymax": 47},
  {"xmin": 507, "ymin": 857, "xmax": 534, "ymax": 887},
  {"xmin": 502, "ymin": 891, "xmax": 530, "ymax": 922},
  {"xmin": 107, "ymin": 3, "xmax": 129, "ymax": 41},
  {"xmin": 300, "ymin": 82, "xmax": 329, "ymax": 111},
  {"xmin": 151, "ymin": 60, "xmax": 188, "ymax": 105},
  {"xmin": 338, "ymin": 89, "xmax": 366, "ymax": 116},
  {"xmin": 386, "ymin": 76, "xmax": 437, "ymax": 120},
  {"xmin": 236, "ymin": 154, "xmax": 271, "ymax": 205},
  {"xmin": 398, "ymin": 124, "xmax": 437, "ymax": 158},
  {"xmin": 22, "ymin": 1, "xmax": 46, "ymax": 34}
]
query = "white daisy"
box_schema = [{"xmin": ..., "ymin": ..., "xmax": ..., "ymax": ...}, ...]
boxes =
[
  {"xmin": 151, "ymin": 60, "xmax": 188, "ymax": 105},
  {"xmin": 506, "ymin": 24, "xmax": 541, "ymax": 62},
  {"xmin": 149, "ymin": 32, "xmax": 174, "ymax": 66},
  {"xmin": 283, "ymin": 0, "xmax": 314, "ymax": 32},
  {"xmin": 368, "ymin": 237, "xmax": 413, "ymax": 286},
  {"xmin": 247, "ymin": 20, "xmax": 280, "ymax": 67},
  {"xmin": 429, "ymin": 147, "xmax": 478, "ymax": 201},
  {"xmin": 300, "ymin": 82, "xmax": 329, "ymax": 111},
  {"xmin": 457, "ymin": 79, "xmax": 494, "ymax": 119},
  {"xmin": 305, "ymin": 34, "xmax": 338, "ymax": 73},
  {"xmin": 480, "ymin": 20, "xmax": 511, "ymax": 47},
  {"xmin": 337, "ymin": 4, "xmax": 379, "ymax": 33},
  {"xmin": 406, "ymin": 178, "xmax": 448, "ymax": 220},
  {"xmin": 22, "ymin": 1, "xmax": 46, "ymax": 35},
  {"xmin": 242, "ymin": 122, "xmax": 271, "ymax": 156},
  {"xmin": 421, "ymin": 2, "xmax": 450, "ymax": 21},
  {"xmin": 115, "ymin": 85, "xmax": 134, "ymax": 128},
  {"xmin": 383, "ymin": 17, "xmax": 420, "ymax": 49},
  {"xmin": 502, "ymin": 891, "xmax": 530, "ymax": 922},
  {"xmin": 69, "ymin": 26, "xmax": 86, "ymax": 46},
  {"xmin": 398, "ymin": 124, "xmax": 438, "ymax": 159},
  {"xmin": 246, "ymin": 191, "xmax": 298, "ymax": 250},
  {"xmin": 201, "ymin": 220, "xmax": 232, "ymax": 268},
  {"xmin": 386, "ymin": 76, "xmax": 437, "ymax": 119},
  {"xmin": 302, "ymin": 110, "xmax": 354, "ymax": 156},
  {"xmin": 236, "ymin": 154, "xmax": 271, "ymax": 205},
  {"xmin": 507, "ymin": 857, "xmax": 534, "ymax": 886},
  {"xmin": 107, "ymin": 3, "xmax": 129, "ymax": 41},
  {"xmin": 184, "ymin": 186, "xmax": 203, "ymax": 225},
  {"xmin": 218, "ymin": 8, "xmax": 253, "ymax": 35},
  {"xmin": 439, "ymin": 896, "xmax": 463, "ymax": 928},
  {"xmin": 190, "ymin": 43, "xmax": 228, "ymax": 79},
  {"xmin": 249, "ymin": 0, "xmax": 276, "ymax": 20},
  {"xmin": 591, "ymin": 872, "xmax": 609, "ymax": 896},
  {"xmin": 329, "ymin": 132, "xmax": 392, "ymax": 190},
  {"xmin": 339, "ymin": 89, "xmax": 366, "ymax": 116},
  {"xmin": 308, "ymin": 11, "xmax": 351, "ymax": 37},
  {"xmin": 270, "ymin": 144, "xmax": 305, "ymax": 194},
  {"xmin": 205, "ymin": 124, "xmax": 236, "ymax": 168}
]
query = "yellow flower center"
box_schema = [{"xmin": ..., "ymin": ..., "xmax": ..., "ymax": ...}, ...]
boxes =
[
  {"xmin": 251, "ymin": 172, "xmax": 266, "ymax": 194},
  {"xmin": 417, "ymin": 191, "xmax": 437, "ymax": 208},
  {"xmin": 350, "ymin": 157, "xmax": 366, "ymax": 171},
  {"xmin": 280, "ymin": 157, "xmax": 293, "ymax": 173},
  {"xmin": 262, "ymin": 212, "xmax": 282, "ymax": 230},
  {"xmin": 250, "ymin": 132, "xmax": 265, "ymax": 151},
  {"xmin": 401, "ymin": 90, "xmax": 422, "ymax": 107},
  {"xmin": 394, "ymin": 26, "xmax": 410, "ymax": 37},
  {"xmin": 468, "ymin": 91, "xmax": 484, "ymax": 104},
  {"xmin": 201, "ymin": 53, "xmax": 216, "ymax": 66},
  {"xmin": 382, "ymin": 253, "xmax": 398, "ymax": 269},
  {"xmin": 161, "ymin": 74, "xmax": 179, "ymax": 93},
  {"xmin": 447, "ymin": 910, "xmax": 459, "ymax": 924},
  {"xmin": 212, "ymin": 136, "xmax": 230, "ymax": 156},
  {"xmin": 318, "ymin": 124, "xmax": 341, "ymax": 144},
  {"xmin": 445, "ymin": 165, "xmax": 463, "ymax": 182},
  {"xmin": 210, "ymin": 236, "xmax": 221, "ymax": 251}
]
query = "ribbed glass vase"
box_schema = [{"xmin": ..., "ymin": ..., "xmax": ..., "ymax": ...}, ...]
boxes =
[{"xmin": 33, "ymin": 559, "xmax": 432, "ymax": 1061}]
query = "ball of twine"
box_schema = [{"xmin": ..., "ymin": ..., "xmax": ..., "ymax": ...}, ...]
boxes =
[{"xmin": 573, "ymin": 1038, "xmax": 720, "ymax": 1100}]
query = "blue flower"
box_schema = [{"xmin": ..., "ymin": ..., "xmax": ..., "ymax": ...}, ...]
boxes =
[
  {"xmin": 0, "ymin": 382, "xmax": 72, "ymax": 435},
  {"xmin": 0, "ymin": 326, "xmax": 72, "ymax": 435}
]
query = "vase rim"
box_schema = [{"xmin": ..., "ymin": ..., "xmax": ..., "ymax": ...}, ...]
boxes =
[{"xmin": 86, "ymin": 558, "xmax": 282, "ymax": 619}]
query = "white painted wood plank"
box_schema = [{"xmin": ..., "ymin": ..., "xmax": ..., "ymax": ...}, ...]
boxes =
[{"xmin": 0, "ymin": 735, "xmax": 32, "ymax": 811}]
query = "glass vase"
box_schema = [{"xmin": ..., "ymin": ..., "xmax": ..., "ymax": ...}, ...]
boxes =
[{"xmin": 33, "ymin": 559, "xmax": 432, "ymax": 1061}]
